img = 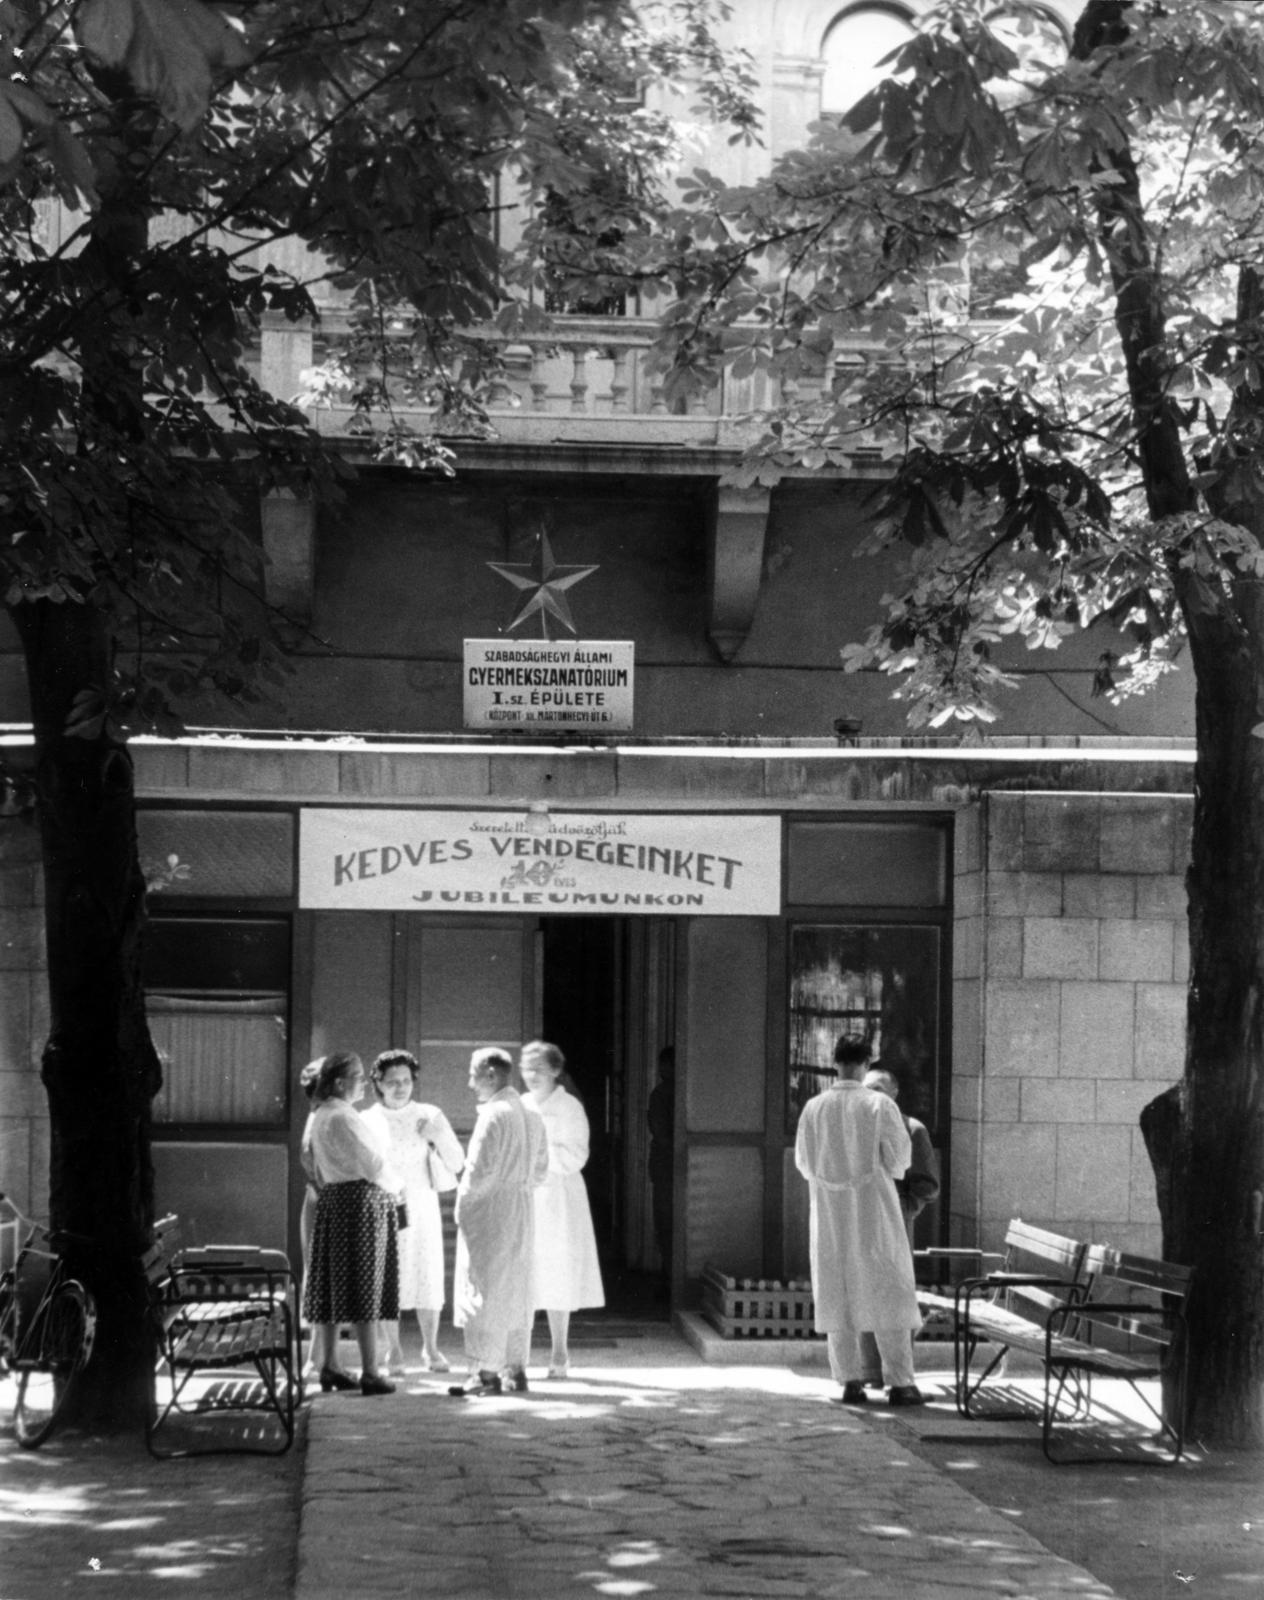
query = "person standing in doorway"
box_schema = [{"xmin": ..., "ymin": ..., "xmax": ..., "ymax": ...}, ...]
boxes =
[
  {"xmin": 646, "ymin": 1045, "xmax": 675, "ymax": 1294},
  {"xmin": 449, "ymin": 1047, "xmax": 548, "ymax": 1397},
  {"xmin": 794, "ymin": 1036, "xmax": 925, "ymax": 1407},
  {"xmin": 519, "ymin": 1040, "xmax": 605, "ymax": 1377}
]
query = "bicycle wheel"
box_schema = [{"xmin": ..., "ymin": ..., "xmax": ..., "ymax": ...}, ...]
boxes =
[{"xmin": 13, "ymin": 1280, "xmax": 97, "ymax": 1448}]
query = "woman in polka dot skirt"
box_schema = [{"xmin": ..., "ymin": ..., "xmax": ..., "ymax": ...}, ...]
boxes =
[{"xmin": 302, "ymin": 1051, "xmax": 401, "ymax": 1395}]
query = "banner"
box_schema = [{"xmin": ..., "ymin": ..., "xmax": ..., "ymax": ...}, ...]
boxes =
[
  {"xmin": 462, "ymin": 639, "xmax": 634, "ymax": 731},
  {"xmin": 299, "ymin": 809, "xmax": 781, "ymax": 915}
]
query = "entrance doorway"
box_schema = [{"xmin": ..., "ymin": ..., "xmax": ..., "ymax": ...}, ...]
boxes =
[
  {"xmin": 539, "ymin": 916, "xmax": 675, "ymax": 1312},
  {"xmin": 402, "ymin": 910, "xmax": 676, "ymax": 1316},
  {"xmin": 540, "ymin": 917, "xmax": 617, "ymax": 1245}
]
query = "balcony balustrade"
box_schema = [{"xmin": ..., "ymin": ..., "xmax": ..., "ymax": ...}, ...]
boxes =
[
  {"xmin": 28, "ymin": 202, "xmax": 900, "ymax": 471},
  {"xmin": 258, "ymin": 303, "xmax": 896, "ymax": 471}
]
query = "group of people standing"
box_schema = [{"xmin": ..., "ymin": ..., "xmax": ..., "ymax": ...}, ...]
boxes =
[
  {"xmin": 299, "ymin": 1026, "xmax": 933, "ymax": 1404},
  {"xmin": 299, "ymin": 1040, "xmax": 604, "ymax": 1398}
]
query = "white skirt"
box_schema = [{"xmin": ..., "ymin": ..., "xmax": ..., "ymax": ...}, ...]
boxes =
[
  {"xmin": 532, "ymin": 1172, "xmax": 605, "ymax": 1311},
  {"xmin": 397, "ymin": 1182, "xmax": 446, "ymax": 1310}
]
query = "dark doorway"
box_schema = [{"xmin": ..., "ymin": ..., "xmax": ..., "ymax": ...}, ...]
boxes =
[
  {"xmin": 540, "ymin": 916, "xmax": 619, "ymax": 1252},
  {"xmin": 539, "ymin": 915, "xmax": 673, "ymax": 1318}
]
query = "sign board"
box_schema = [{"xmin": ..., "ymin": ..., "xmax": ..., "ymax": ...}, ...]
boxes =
[
  {"xmin": 299, "ymin": 809, "xmax": 781, "ymax": 915},
  {"xmin": 462, "ymin": 639, "xmax": 634, "ymax": 732}
]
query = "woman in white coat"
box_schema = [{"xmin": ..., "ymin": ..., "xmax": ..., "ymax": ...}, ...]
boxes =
[
  {"xmin": 519, "ymin": 1040, "xmax": 605, "ymax": 1376},
  {"xmin": 362, "ymin": 1049, "xmax": 465, "ymax": 1373}
]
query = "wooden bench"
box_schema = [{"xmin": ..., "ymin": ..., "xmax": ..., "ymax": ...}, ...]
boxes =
[
  {"xmin": 1039, "ymin": 1246, "xmax": 1193, "ymax": 1465},
  {"xmin": 146, "ymin": 1241, "xmax": 302, "ymax": 1459},
  {"xmin": 916, "ymin": 1223, "xmax": 1194, "ymax": 1465},
  {"xmin": 914, "ymin": 1219, "xmax": 1090, "ymax": 1418}
]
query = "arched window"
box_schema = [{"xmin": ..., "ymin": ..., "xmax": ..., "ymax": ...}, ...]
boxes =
[
  {"xmin": 985, "ymin": 5, "xmax": 1069, "ymax": 104},
  {"xmin": 971, "ymin": 7, "xmax": 1071, "ymax": 312},
  {"xmin": 820, "ymin": 5, "xmax": 1068, "ymax": 118},
  {"xmin": 820, "ymin": 4, "xmax": 916, "ymax": 117}
]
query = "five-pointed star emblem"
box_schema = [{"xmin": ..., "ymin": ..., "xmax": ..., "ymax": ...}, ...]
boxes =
[{"xmin": 487, "ymin": 530, "xmax": 598, "ymax": 639}]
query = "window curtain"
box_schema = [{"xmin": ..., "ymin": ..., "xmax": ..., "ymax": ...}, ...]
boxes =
[{"xmin": 148, "ymin": 995, "xmax": 287, "ymax": 1124}]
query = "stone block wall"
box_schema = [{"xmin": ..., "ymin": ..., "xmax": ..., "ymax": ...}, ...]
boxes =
[
  {"xmin": 0, "ymin": 818, "xmax": 46, "ymax": 1225},
  {"xmin": 951, "ymin": 791, "xmax": 1191, "ymax": 1258}
]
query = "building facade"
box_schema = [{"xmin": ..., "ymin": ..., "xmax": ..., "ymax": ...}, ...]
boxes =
[{"xmin": 0, "ymin": 1, "xmax": 1191, "ymax": 1307}]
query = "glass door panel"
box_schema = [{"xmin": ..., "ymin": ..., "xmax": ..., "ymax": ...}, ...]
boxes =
[{"xmin": 787, "ymin": 924, "xmax": 942, "ymax": 1134}]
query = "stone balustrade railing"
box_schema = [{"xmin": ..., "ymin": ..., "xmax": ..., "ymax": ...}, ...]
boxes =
[
  {"xmin": 261, "ymin": 307, "xmax": 724, "ymax": 419},
  {"xmin": 259, "ymin": 304, "xmax": 898, "ymax": 467}
]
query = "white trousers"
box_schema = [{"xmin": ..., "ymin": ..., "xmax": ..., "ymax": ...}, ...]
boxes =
[
  {"xmin": 464, "ymin": 1322, "xmax": 529, "ymax": 1374},
  {"xmin": 827, "ymin": 1327, "xmax": 915, "ymax": 1389}
]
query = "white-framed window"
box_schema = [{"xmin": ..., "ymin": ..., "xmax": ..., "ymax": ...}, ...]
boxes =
[{"xmin": 821, "ymin": 4, "xmax": 1068, "ymax": 119}]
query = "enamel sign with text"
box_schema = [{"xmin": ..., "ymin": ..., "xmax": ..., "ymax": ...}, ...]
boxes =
[{"xmin": 462, "ymin": 639, "xmax": 634, "ymax": 732}]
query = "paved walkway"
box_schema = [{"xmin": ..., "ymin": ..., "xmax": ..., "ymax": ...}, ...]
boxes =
[{"xmin": 295, "ymin": 1327, "xmax": 1120, "ymax": 1600}]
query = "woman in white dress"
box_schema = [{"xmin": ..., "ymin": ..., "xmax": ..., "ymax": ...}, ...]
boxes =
[
  {"xmin": 519, "ymin": 1039, "xmax": 605, "ymax": 1377},
  {"xmin": 362, "ymin": 1049, "xmax": 465, "ymax": 1373}
]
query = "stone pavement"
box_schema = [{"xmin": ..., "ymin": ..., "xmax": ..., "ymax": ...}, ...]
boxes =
[
  {"xmin": 295, "ymin": 1326, "xmax": 1120, "ymax": 1600},
  {"xmin": 0, "ymin": 1409, "xmax": 301, "ymax": 1598}
]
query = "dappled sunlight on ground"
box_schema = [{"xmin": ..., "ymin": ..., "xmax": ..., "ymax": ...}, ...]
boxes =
[
  {"xmin": 298, "ymin": 1344, "xmax": 1129, "ymax": 1599},
  {"xmin": 4, "ymin": 1335, "xmax": 1260, "ymax": 1600},
  {"xmin": 885, "ymin": 1372, "xmax": 1264, "ymax": 1600},
  {"xmin": 0, "ymin": 1372, "xmax": 303, "ymax": 1598}
]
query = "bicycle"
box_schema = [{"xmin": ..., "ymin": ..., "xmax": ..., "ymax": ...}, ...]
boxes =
[{"xmin": 0, "ymin": 1193, "xmax": 98, "ymax": 1448}]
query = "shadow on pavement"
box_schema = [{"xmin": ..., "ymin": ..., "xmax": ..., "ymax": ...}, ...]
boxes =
[
  {"xmin": 0, "ymin": 1386, "xmax": 305, "ymax": 1599},
  {"xmin": 884, "ymin": 1379, "xmax": 1264, "ymax": 1600}
]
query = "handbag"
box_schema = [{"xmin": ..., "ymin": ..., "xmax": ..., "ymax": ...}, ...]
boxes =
[{"xmin": 425, "ymin": 1141, "xmax": 458, "ymax": 1193}]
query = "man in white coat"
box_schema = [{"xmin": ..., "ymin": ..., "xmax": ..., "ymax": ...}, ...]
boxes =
[
  {"xmin": 449, "ymin": 1047, "xmax": 548, "ymax": 1397},
  {"xmin": 794, "ymin": 1036, "xmax": 925, "ymax": 1407}
]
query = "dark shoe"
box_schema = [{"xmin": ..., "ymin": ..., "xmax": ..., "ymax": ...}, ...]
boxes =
[
  {"xmin": 448, "ymin": 1373, "xmax": 502, "ymax": 1398},
  {"xmin": 839, "ymin": 1381, "xmax": 868, "ymax": 1406},
  {"xmin": 507, "ymin": 1368, "xmax": 529, "ymax": 1393},
  {"xmin": 360, "ymin": 1373, "xmax": 396, "ymax": 1396},
  {"xmin": 319, "ymin": 1366, "xmax": 358, "ymax": 1393},
  {"xmin": 887, "ymin": 1384, "xmax": 926, "ymax": 1407}
]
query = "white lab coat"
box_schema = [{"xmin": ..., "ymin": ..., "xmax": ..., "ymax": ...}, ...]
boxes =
[
  {"xmin": 794, "ymin": 1080, "xmax": 921, "ymax": 1334},
  {"xmin": 525, "ymin": 1086, "xmax": 605, "ymax": 1312},
  {"xmin": 453, "ymin": 1088, "xmax": 548, "ymax": 1359},
  {"xmin": 361, "ymin": 1101, "xmax": 464, "ymax": 1309}
]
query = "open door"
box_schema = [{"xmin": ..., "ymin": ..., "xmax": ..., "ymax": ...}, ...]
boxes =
[
  {"xmin": 403, "ymin": 911, "xmax": 677, "ymax": 1315},
  {"xmin": 539, "ymin": 916, "xmax": 675, "ymax": 1311}
]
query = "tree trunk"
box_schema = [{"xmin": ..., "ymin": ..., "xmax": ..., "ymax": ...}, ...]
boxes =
[
  {"xmin": 1069, "ymin": 1, "xmax": 1264, "ymax": 1448},
  {"xmin": 11, "ymin": 597, "xmax": 161, "ymax": 1431},
  {"xmin": 1158, "ymin": 580, "xmax": 1264, "ymax": 1449}
]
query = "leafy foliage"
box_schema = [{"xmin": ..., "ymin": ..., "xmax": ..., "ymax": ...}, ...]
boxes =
[
  {"xmin": 655, "ymin": 0, "xmax": 1264, "ymax": 726},
  {"xmin": 0, "ymin": 0, "xmax": 755, "ymax": 730}
]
